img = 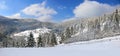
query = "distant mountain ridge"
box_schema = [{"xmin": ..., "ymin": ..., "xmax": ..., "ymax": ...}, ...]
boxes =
[{"xmin": 0, "ymin": 16, "xmax": 55, "ymax": 35}]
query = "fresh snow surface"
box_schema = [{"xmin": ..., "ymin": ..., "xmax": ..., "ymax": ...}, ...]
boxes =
[
  {"xmin": 13, "ymin": 27, "xmax": 51, "ymax": 38},
  {"xmin": 71, "ymin": 32, "xmax": 80, "ymax": 37},
  {"xmin": 12, "ymin": 27, "xmax": 52, "ymax": 42},
  {"xmin": 1, "ymin": 35, "xmax": 120, "ymax": 56},
  {"xmin": 83, "ymin": 28, "xmax": 88, "ymax": 33},
  {"xmin": 12, "ymin": 27, "xmax": 62, "ymax": 44}
]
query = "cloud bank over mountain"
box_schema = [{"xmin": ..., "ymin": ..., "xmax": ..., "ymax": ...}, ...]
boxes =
[
  {"xmin": 64, "ymin": 0, "xmax": 120, "ymax": 22},
  {"xmin": 74, "ymin": 0, "xmax": 119, "ymax": 18}
]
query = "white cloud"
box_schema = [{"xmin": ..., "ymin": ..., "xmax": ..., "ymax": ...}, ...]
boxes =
[
  {"xmin": 63, "ymin": 0, "xmax": 119, "ymax": 22},
  {"xmin": 7, "ymin": 13, "xmax": 22, "ymax": 19},
  {"xmin": 22, "ymin": 1, "xmax": 57, "ymax": 22},
  {"xmin": 73, "ymin": 0, "xmax": 119, "ymax": 18},
  {"xmin": 0, "ymin": 1, "xmax": 7, "ymax": 9},
  {"xmin": 37, "ymin": 15, "xmax": 52, "ymax": 22}
]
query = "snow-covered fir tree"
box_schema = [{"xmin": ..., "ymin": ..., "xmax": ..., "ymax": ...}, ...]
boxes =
[{"xmin": 27, "ymin": 32, "xmax": 35, "ymax": 47}]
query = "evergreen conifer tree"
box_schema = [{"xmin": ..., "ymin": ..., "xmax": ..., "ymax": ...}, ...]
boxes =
[
  {"xmin": 27, "ymin": 32, "xmax": 35, "ymax": 47},
  {"xmin": 37, "ymin": 34, "xmax": 43, "ymax": 47},
  {"xmin": 51, "ymin": 33, "xmax": 57, "ymax": 46},
  {"xmin": 65, "ymin": 27, "xmax": 71, "ymax": 39}
]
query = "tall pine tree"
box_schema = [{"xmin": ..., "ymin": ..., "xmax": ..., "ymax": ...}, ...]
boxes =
[
  {"xmin": 65, "ymin": 27, "xmax": 71, "ymax": 39},
  {"xmin": 37, "ymin": 34, "xmax": 43, "ymax": 47},
  {"xmin": 51, "ymin": 33, "xmax": 57, "ymax": 46},
  {"xmin": 27, "ymin": 32, "xmax": 35, "ymax": 47}
]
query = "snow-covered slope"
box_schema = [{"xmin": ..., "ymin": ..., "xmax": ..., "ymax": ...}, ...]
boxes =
[
  {"xmin": 11, "ymin": 27, "xmax": 62, "ymax": 46},
  {"xmin": 58, "ymin": 35, "xmax": 120, "ymax": 48},
  {"xmin": 1, "ymin": 35, "xmax": 120, "ymax": 56},
  {"xmin": 13, "ymin": 27, "xmax": 51, "ymax": 38},
  {"xmin": 57, "ymin": 9, "xmax": 120, "ymax": 43}
]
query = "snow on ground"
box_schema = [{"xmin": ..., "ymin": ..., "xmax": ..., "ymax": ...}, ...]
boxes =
[
  {"xmin": 60, "ymin": 35, "xmax": 120, "ymax": 48},
  {"xmin": 13, "ymin": 27, "xmax": 51, "ymax": 38},
  {"xmin": 12, "ymin": 27, "xmax": 51, "ymax": 42},
  {"xmin": 83, "ymin": 27, "xmax": 88, "ymax": 33},
  {"xmin": 1, "ymin": 35, "xmax": 120, "ymax": 56}
]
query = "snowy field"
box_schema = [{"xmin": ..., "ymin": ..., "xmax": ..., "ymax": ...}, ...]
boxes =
[{"xmin": 1, "ymin": 35, "xmax": 120, "ymax": 56}]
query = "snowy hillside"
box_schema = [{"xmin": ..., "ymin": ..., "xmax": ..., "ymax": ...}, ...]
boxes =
[
  {"xmin": 59, "ymin": 35, "xmax": 120, "ymax": 48},
  {"xmin": 13, "ymin": 27, "xmax": 51, "ymax": 38},
  {"xmin": 11, "ymin": 27, "xmax": 61, "ymax": 46},
  {"xmin": 1, "ymin": 35, "xmax": 120, "ymax": 56},
  {"xmin": 56, "ymin": 9, "xmax": 120, "ymax": 43}
]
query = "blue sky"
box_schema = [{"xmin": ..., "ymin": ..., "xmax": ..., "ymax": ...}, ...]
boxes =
[{"xmin": 0, "ymin": 0, "xmax": 120, "ymax": 22}]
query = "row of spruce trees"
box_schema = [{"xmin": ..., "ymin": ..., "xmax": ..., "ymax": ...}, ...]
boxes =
[
  {"xmin": 26, "ymin": 32, "xmax": 57, "ymax": 47},
  {"xmin": 0, "ymin": 32, "xmax": 59, "ymax": 47}
]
